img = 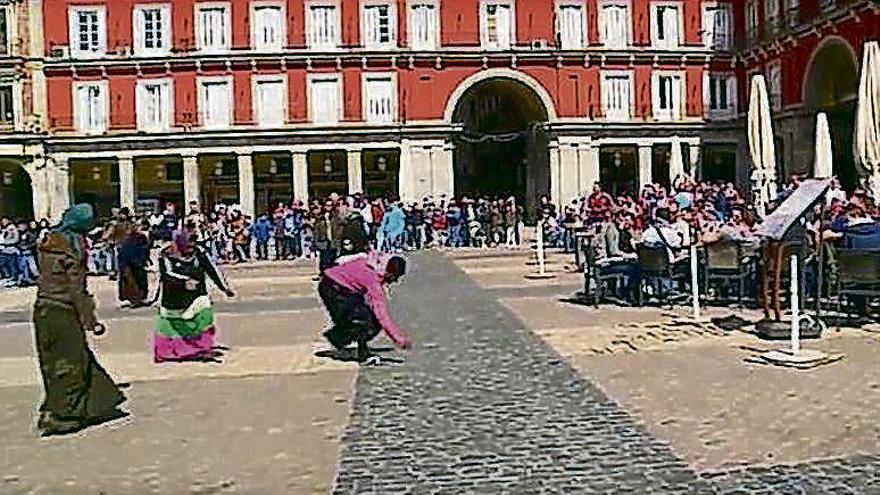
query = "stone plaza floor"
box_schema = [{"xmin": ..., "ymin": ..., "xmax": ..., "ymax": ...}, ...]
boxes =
[{"xmin": 0, "ymin": 248, "xmax": 879, "ymax": 494}]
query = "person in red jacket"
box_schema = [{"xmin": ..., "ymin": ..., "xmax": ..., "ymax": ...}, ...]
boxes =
[{"xmin": 318, "ymin": 252, "xmax": 412, "ymax": 363}]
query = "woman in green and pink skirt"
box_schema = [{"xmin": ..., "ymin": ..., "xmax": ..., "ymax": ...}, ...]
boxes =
[{"xmin": 154, "ymin": 229, "xmax": 234, "ymax": 363}]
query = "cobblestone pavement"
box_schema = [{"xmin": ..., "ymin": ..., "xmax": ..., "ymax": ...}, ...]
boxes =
[{"xmin": 333, "ymin": 251, "xmax": 880, "ymax": 494}]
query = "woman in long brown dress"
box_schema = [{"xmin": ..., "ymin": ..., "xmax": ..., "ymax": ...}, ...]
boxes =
[
  {"xmin": 118, "ymin": 221, "xmax": 150, "ymax": 307},
  {"xmin": 33, "ymin": 204, "xmax": 127, "ymax": 436}
]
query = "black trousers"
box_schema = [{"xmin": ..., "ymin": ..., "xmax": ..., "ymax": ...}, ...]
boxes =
[{"xmin": 318, "ymin": 277, "xmax": 382, "ymax": 354}]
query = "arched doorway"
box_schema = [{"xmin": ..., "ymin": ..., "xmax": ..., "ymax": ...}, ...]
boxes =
[
  {"xmin": 450, "ymin": 75, "xmax": 551, "ymax": 216},
  {"xmin": 804, "ymin": 38, "xmax": 859, "ymax": 190},
  {"xmin": 0, "ymin": 160, "xmax": 33, "ymax": 221}
]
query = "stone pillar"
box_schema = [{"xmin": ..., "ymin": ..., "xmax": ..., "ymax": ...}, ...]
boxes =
[
  {"xmin": 548, "ymin": 141, "xmax": 561, "ymax": 209},
  {"xmin": 237, "ymin": 152, "xmax": 255, "ymax": 217},
  {"xmin": 346, "ymin": 150, "xmax": 363, "ymax": 194},
  {"xmin": 688, "ymin": 142, "xmax": 701, "ymax": 180},
  {"xmin": 638, "ymin": 144, "xmax": 653, "ymax": 192},
  {"xmin": 182, "ymin": 154, "xmax": 201, "ymax": 209},
  {"xmin": 48, "ymin": 156, "xmax": 70, "ymax": 221},
  {"xmin": 22, "ymin": 158, "xmax": 51, "ymax": 220},
  {"xmin": 559, "ymin": 142, "xmax": 580, "ymax": 205},
  {"xmin": 292, "ymin": 151, "xmax": 309, "ymax": 203},
  {"xmin": 583, "ymin": 144, "xmax": 601, "ymax": 192},
  {"xmin": 118, "ymin": 156, "xmax": 135, "ymax": 211},
  {"xmin": 431, "ymin": 143, "xmax": 454, "ymax": 199}
]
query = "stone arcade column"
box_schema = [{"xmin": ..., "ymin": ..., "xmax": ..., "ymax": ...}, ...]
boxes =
[
  {"xmin": 237, "ymin": 152, "xmax": 255, "ymax": 217},
  {"xmin": 558, "ymin": 137, "xmax": 601, "ymax": 204},
  {"xmin": 638, "ymin": 144, "xmax": 653, "ymax": 192},
  {"xmin": 584, "ymin": 144, "xmax": 601, "ymax": 192},
  {"xmin": 292, "ymin": 151, "xmax": 309, "ymax": 203},
  {"xmin": 22, "ymin": 157, "xmax": 51, "ymax": 220},
  {"xmin": 182, "ymin": 154, "xmax": 201, "ymax": 209},
  {"xmin": 347, "ymin": 150, "xmax": 363, "ymax": 194},
  {"xmin": 118, "ymin": 156, "xmax": 135, "ymax": 211},
  {"xmin": 548, "ymin": 140, "xmax": 561, "ymax": 208},
  {"xmin": 688, "ymin": 142, "xmax": 701, "ymax": 181},
  {"xmin": 48, "ymin": 156, "xmax": 70, "ymax": 221}
]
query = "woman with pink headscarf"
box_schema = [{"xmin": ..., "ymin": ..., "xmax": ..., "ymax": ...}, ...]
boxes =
[{"xmin": 153, "ymin": 229, "xmax": 235, "ymax": 363}]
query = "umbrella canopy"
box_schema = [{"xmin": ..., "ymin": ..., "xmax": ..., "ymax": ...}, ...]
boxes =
[
  {"xmin": 748, "ymin": 74, "xmax": 778, "ymax": 217},
  {"xmin": 855, "ymin": 41, "xmax": 880, "ymax": 197},
  {"xmin": 814, "ymin": 112, "xmax": 833, "ymax": 179},
  {"xmin": 669, "ymin": 135, "xmax": 686, "ymax": 185}
]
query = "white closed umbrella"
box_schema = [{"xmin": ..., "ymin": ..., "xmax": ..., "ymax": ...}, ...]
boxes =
[
  {"xmin": 748, "ymin": 75, "xmax": 778, "ymax": 217},
  {"xmin": 814, "ymin": 112, "xmax": 833, "ymax": 179},
  {"xmin": 855, "ymin": 41, "xmax": 880, "ymax": 197},
  {"xmin": 669, "ymin": 135, "xmax": 686, "ymax": 186}
]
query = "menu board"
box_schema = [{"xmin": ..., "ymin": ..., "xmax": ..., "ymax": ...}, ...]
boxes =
[{"xmin": 755, "ymin": 179, "xmax": 831, "ymax": 241}]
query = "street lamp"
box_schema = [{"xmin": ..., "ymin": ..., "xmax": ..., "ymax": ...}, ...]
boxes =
[
  {"xmin": 1, "ymin": 171, "xmax": 12, "ymax": 186},
  {"xmin": 377, "ymin": 156, "xmax": 387, "ymax": 172},
  {"xmin": 214, "ymin": 162, "xmax": 224, "ymax": 177},
  {"xmin": 91, "ymin": 165, "xmax": 101, "ymax": 181},
  {"xmin": 155, "ymin": 164, "xmax": 165, "ymax": 180},
  {"xmin": 323, "ymin": 157, "xmax": 334, "ymax": 174},
  {"xmin": 613, "ymin": 151, "xmax": 622, "ymax": 167},
  {"xmin": 268, "ymin": 158, "xmax": 278, "ymax": 175}
]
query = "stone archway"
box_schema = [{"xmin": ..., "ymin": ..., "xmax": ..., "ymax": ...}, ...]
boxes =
[
  {"xmin": 804, "ymin": 37, "xmax": 859, "ymax": 189},
  {"xmin": 449, "ymin": 73, "xmax": 553, "ymax": 216}
]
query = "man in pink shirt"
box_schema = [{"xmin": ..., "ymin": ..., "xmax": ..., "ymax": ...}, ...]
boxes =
[{"xmin": 318, "ymin": 252, "xmax": 412, "ymax": 362}]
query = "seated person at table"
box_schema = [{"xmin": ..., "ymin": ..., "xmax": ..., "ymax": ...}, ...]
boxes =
[
  {"xmin": 628, "ymin": 208, "xmax": 688, "ymax": 299},
  {"xmin": 828, "ymin": 203, "xmax": 880, "ymax": 249}
]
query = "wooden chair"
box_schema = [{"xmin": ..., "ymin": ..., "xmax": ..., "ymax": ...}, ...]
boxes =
[
  {"xmin": 836, "ymin": 249, "xmax": 880, "ymax": 316},
  {"xmin": 704, "ymin": 240, "xmax": 750, "ymax": 306}
]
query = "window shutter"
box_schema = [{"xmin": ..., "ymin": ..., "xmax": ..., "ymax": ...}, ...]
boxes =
[
  {"xmin": 496, "ymin": 5, "xmax": 511, "ymax": 48},
  {"xmin": 665, "ymin": 7, "xmax": 678, "ymax": 46},
  {"xmin": 671, "ymin": 75, "xmax": 681, "ymax": 118}
]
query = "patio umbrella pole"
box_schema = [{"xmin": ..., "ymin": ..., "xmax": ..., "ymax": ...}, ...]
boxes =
[
  {"xmin": 690, "ymin": 244, "xmax": 700, "ymax": 320},
  {"xmin": 790, "ymin": 254, "xmax": 800, "ymax": 355}
]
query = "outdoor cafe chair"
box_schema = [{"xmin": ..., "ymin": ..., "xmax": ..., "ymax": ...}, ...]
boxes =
[
  {"xmin": 635, "ymin": 245, "xmax": 686, "ymax": 307},
  {"xmin": 704, "ymin": 239, "xmax": 751, "ymax": 306},
  {"xmin": 835, "ymin": 248, "xmax": 880, "ymax": 316}
]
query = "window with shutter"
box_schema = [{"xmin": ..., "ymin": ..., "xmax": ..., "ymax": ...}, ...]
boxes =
[
  {"xmin": 308, "ymin": 4, "xmax": 338, "ymax": 49},
  {"xmin": 0, "ymin": 8, "xmax": 8, "ymax": 56},
  {"xmin": 134, "ymin": 6, "xmax": 171, "ymax": 56},
  {"xmin": 601, "ymin": 72, "xmax": 631, "ymax": 121},
  {"xmin": 653, "ymin": 73, "xmax": 681, "ymax": 120},
  {"xmin": 745, "ymin": 0, "xmax": 758, "ymax": 39},
  {"xmin": 482, "ymin": 2, "xmax": 512, "ymax": 50},
  {"xmin": 410, "ymin": 3, "xmax": 437, "ymax": 50},
  {"xmin": 364, "ymin": 76, "xmax": 395, "ymax": 124},
  {"xmin": 558, "ymin": 4, "xmax": 584, "ymax": 50},
  {"xmin": 600, "ymin": 3, "xmax": 628, "ymax": 49},
  {"xmin": 652, "ymin": 4, "xmax": 679, "ymax": 48},
  {"xmin": 255, "ymin": 79, "xmax": 286, "ymax": 127},
  {"xmin": 0, "ymin": 86, "xmax": 14, "ymax": 124},
  {"xmin": 199, "ymin": 79, "xmax": 231, "ymax": 129},
  {"xmin": 253, "ymin": 5, "xmax": 284, "ymax": 51},
  {"xmin": 137, "ymin": 79, "xmax": 172, "ymax": 131},
  {"xmin": 364, "ymin": 3, "xmax": 395, "ymax": 49},
  {"xmin": 69, "ymin": 7, "xmax": 105, "ymax": 58},
  {"xmin": 767, "ymin": 63, "xmax": 782, "ymax": 111},
  {"xmin": 75, "ymin": 82, "xmax": 106, "ymax": 133},
  {"xmin": 309, "ymin": 77, "xmax": 340, "ymax": 124},
  {"xmin": 197, "ymin": 4, "xmax": 230, "ymax": 53}
]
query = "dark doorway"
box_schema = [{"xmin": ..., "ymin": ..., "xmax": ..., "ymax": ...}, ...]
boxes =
[
  {"xmin": 70, "ymin": 159, "xmax": 119, "ymax": 220},
  {"xmin": 599, "ymin": 146, "xmax": 638, "ymax": 197},
  {"xmin": 308, "ymin": 150, "xmax": 348, "ymax": 199},
  {"xmin": 804, "ymin": 39, "xmax": 859, "ymax": 190},
  {"xmin": 363, "ymin": 149, "xmax": 400, "ymax": 199},
  {"xmin": 451, "ymin": 78, "xmax": 551, "ymax": 215},
  {"xmin": 0, "ymin": 161, "xmax": 32, "ymax": 221},
  {"xmin": 701, "ymin": 144, "xmax": 737, "ymax": 183}
]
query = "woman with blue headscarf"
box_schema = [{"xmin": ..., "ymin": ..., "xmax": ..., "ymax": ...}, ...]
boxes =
[{"xmin": 33, "ymin": 204, "xmax": 127, "ymax": 436}]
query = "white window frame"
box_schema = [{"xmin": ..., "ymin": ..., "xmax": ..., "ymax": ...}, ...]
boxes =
[
  {"xmin": 745, "ymin": 0, "xmax": 758, "ymax": 39},
  {"xmin": 765, "ymin": 0, "xmax": 781, "ymax": 28},
  {"xmin": 600, "ymin": 70, "xmax": 633, "ymax": 122},
  {"xmin": 651, "ymin": 70, "xmax": 684, "ymax": 121},
  {"xmin": 305, "ymin": 0, "xmax": 341, "ymax": 51},
  {"xmin": 767, "ymin": 61, "xmax": 783, "ymax": 112},
  {"xmin": 556, "ymin": 1, "xmax": 587, "ymax": 50},
  {"xmin": 408, "ymin": 0, "xmax": 439, "ymax": 50},
  {"xmin": 133, "ymin": 4, "xmax": 172, "ymax": 57},
  {"xmin": 361, "ymin": 72, "xmax": 398, "ymax": 124},
  {"xmin": 136, "ymin": 78, "xmax": 174, "ymax": 132},
  {"xmin": 72, "ymin": 80, "xmax": 109, "ymax": 134},
  {"xmin": 480, "ymin": 0, "xmax": 516, "ymax": 50},
  {"xmin": 703, "ymin": 72, "xmax": 737, "ymax": 119},
  {"xmin": 0, "ymin": 81, "xmax": 22, "ymax": 129},
  {"xmin": 197, "ymin": 75, "xmax": 234, "ymax": 130},
  {"xmin": 361, "ymin": 0, "xmax": 397, "ymax": 50},
  {"xmin": 250, "ymin": 0, "xmax": 286, "ymax": 52},
  {"xmin": 598, "ymin": 0, "xmax": 631, "ymax": 49},
  {"xmin": 650, "ymin": 1, "xmax": 682, "ymax": 49},
  {"xmin": 702, "ymin": 2, "xmax": 732, "ymax": 51},
  {"xmin": 307, "ymin": 73, "xmax": 343, "ymax": 124},
  {"xmin": 0, "ymin": 5, "xmax": 19, "ymax": 57},
  {"xmin": 195, "ymin": 2, "xmax": 232, "ymax": 54},
  {"xmin": 252, "ymin": 74, "xmax": 288, "ymax": 128},
  {"xmin": 68, "ymin": 6, "xmax": 106, "ymax": 59}
]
